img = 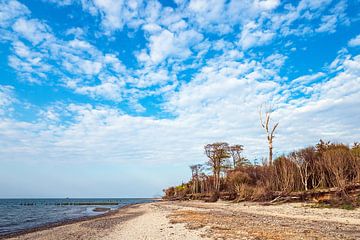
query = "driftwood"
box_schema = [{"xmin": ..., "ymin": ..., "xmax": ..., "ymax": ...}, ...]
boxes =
[
  {"xmin": 164, "ymin": 183, "xmax": 360, "ymax": 204},
  {"xmin": 269, "ymin": 183, "xmax": 360, "ymax": 203}
]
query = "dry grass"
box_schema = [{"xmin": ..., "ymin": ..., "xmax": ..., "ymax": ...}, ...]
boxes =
[{"xmin": 167, "ymin": 201, "xmax": 360, "ymax": 240}]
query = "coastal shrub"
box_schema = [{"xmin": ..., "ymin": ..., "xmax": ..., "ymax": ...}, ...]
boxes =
[
  {"xmin": 163, "ymin": 140, "xmax": 360, "ymax": 207},
  {"xmin": 234, "ymin": 183, "xmax": 254, "ymax": 201},
  {"xmin": 322, "ymin": 144, "xmax": 359, "ymax": 189},
  {"xmin": 174, "ymin": 184, "xmax": 190, "ymax": 198},
  {"xmin": 226, "ymin": 169, "xmax": 251, "ymax": 192},
  {"xmin": 272, "ymin": 156, "xmax": 299, "ymax": 192},
  {"xmin": 164, "ymin": 187, "xmax": 175, "ymax": 199}
]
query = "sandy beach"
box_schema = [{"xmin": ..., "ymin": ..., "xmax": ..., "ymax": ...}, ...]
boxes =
[{"xmin": 5, "ymin": 201, "xmax": 360, "ymax": 240}]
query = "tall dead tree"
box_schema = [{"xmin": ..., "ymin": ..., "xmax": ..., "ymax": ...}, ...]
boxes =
[
  {"xmin": 205, "ymin": 142, "xmax": 230, "ymax": 192},
  {"xmin": 259, "ymin": 105, "xmax": 279, "ymax": 166}
]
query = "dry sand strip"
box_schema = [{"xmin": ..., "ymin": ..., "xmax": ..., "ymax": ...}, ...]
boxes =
[{"xmin": 6, "ymin": 201, "xmax": 360, "ymax": 240}]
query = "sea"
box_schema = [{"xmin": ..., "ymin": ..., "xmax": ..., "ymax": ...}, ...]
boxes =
[{"xmin": 0, "ymin": 198, "xmax": 155, "ymax": 237}]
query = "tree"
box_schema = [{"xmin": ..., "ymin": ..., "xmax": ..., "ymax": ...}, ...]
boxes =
[
  {"xmin": 289, "ymin": 148, "xmax": 313, "ymax": 191},
  {"xmin": 189, "ymin": 164, "xmax": 202, "ymax": 194},
  {"xmin": 229, "ymin": 144, "xmax": 248, "ymax": 168},
  {"xmin": 205, "ymin": 142, "xmax": 230, "ymax": 192},
  {"xmin": 259, "ymin": 105, "xmax": 279, "ymax": 166}
]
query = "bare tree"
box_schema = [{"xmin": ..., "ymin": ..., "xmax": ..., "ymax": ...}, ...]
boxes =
[
  {"xmin": 259, "ymin": 105, "xmax": 279, "ymax": 166},
  {"xmin": 205, "ymin": 142, "xmax": 230, "ymax": 192},
  {"xmin": 289, "ymin": 149, "xmax": 312, "ymax": 191}
]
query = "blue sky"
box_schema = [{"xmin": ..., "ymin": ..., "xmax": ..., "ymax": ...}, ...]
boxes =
[{"xmin": 0, "ymin": 0, "xmax": 359, "ymax": 198}]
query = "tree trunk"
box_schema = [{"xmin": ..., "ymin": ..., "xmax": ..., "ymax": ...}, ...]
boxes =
[{"xmin": 269, "ymin": 146, "xmax": 273, "ymax": 166}]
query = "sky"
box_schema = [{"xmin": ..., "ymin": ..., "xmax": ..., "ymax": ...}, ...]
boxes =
[{"xmin": 0, "ymin": 0, "xmax": 359, "ymax": 198}]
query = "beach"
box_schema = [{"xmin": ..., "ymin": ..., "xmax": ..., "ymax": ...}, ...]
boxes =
[{"xmin": 3, "ymin": 200, "xmax": 360, "ymax": 240}]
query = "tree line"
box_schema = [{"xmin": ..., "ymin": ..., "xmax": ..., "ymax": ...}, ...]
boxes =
[
  {"xmin": 164, "ymin": 140, "xmax": 360, "ymax": 202},
  {"xmin": 163, "ymin": 106, "xmax": 360, "ymax": 205}
]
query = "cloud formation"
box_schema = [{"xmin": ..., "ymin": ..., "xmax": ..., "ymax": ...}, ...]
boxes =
[{"xmin": 0, "ymin": 0, "xmax": 359, "ymax": 196}]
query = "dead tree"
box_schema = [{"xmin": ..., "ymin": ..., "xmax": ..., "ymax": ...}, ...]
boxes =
[
  {"xmin": 289, "ymin": 150, "xmax": 311, "ymax": 191},
  {"xmin": 259, "ymin": 105, "xmax": 279, "ymax": 166},
  {"xmin": 205, "ymin": 142, "xmax": 230, "ymax": 192}
]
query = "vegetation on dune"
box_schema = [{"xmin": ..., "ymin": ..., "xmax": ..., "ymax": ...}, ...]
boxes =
[
  {"xmin": 164, "ymin": 140, "xmax": 360, "ymax": 206},
  {"xmin": 163, "ymin": 105, "xmax": 360, "ymax": 207}
]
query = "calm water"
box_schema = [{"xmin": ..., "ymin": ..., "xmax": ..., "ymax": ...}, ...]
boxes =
[{"xmin": 0, "ymin": 198, "xmax": 154, "ymax": 236}]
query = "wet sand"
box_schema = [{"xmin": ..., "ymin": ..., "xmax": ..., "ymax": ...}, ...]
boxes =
[{"xmin": 4, "ymin": 201, "xmax": 360, "ymax": 240}]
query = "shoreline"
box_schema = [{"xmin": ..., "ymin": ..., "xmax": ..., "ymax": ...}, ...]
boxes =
[
  {"xmin": 0, "ymin": 202, "xmax": 148, "ymax": 240},
  {"xmin": 0, "ymin": 205, "xmax": 123, "ymax": 239},
  {"xmin": 3, "ymin": 200, "xmax": 360, "ymax": 239}
]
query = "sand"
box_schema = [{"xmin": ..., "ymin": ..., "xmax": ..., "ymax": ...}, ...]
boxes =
[
  {"xmin": 5, "ymin": 201, "xmax": 360, "ymax": 240},
  {"xmin": 6, "ymin": 202, "xmax": 208, "ymax": 240},
  {"xmin": 103, "ymin": 202, "xmax": 208, "ymax": 240}
]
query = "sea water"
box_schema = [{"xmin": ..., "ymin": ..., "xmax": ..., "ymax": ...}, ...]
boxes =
[{"xmin": 0, "ymin": 198, "xmax": 154, "ymax": 236}]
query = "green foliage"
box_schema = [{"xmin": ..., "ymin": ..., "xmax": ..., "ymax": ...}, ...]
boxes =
[
  {"xmin": 340, "ymin": 204, "xmax": 355, "ymax": 210},
  {"xmin": 175, "ymin": 184, "xmax": 187, "ymax": 191}
]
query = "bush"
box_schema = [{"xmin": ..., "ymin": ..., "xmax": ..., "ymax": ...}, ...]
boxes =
[{"xmin": 164, "ymin": 140, "xmax": 360, "ymax": 205}]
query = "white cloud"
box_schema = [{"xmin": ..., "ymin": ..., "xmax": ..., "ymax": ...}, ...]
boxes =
[
  {"xmin": 263, "ymin": 53, "xmax": 287, "ymax": 69},
  {"xmin": 74, "ymin": 81, "xmax": 122, "ymax": 100},
  {"xmin": 2, "ymin": 52, "xmax": 359, "ymax": 165},
  {"xmin": 0, "ymin": 0, "xmax": 29, "ymax": 28},
  {"xmin": 65, "ymin": 27, "xmax": 86, "ymax": 38},
  {"xmin": 43, "ymin": 0, "xmax": 75, "ymax": 6},
  {"xmin": 62, "ymin": 54, "xmax": 102, "ymax": 76},
  {"xmin": 239, "ymin": 21, "xmax": 275, "ymax": 49},
  {"xmin": 188, "ymin": 0, "xmax": 226, "ymax": 23},
  {"xmin": 12, "ymin": 18, "xmax": 53, "ymax": 45},
  {"xmin": 348, "ymin": 34, "xmax": 360, "ymax": 47},
  {"xmin": 8, "ymin": 41, "xmax": 52, "ymax": 83},
  {"xmin": 292, "ymin": 72, "xmax": 325, "ymax": 85},
  {"xmin": 0, "ymin": 4, "xmax": 131, "ymax": 101},
  {"xmin": 187, "ymin": 0, "xmax": 279, "ymax": 34},
  {"xmin": 140, "ymin": 28, "xmax": 203, "ymax": 64},
  {"xmin": 79, "ymin": 0, "xmax": 144, "ymax": 33},
  {"xmin": 142, "ymin": 23, "xmax": 162, "ymax": 33},
  {"xmin": 0, "ymin": 85, "xmax": 15, "ymax": 115},
  {"xmin": 316, "ymin": 14, "xmax": 337, "ymax": 33},
  {"xmin": 1, "ymin": 1, "xmax": 190, "ymax": 106},
  {"xmin": 148, "ymin": 29, "xmax": 177, "ymax": 63},
  {"xmin": 315, "ymin": 1, "xmax": 349, "ymax": 33}
]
